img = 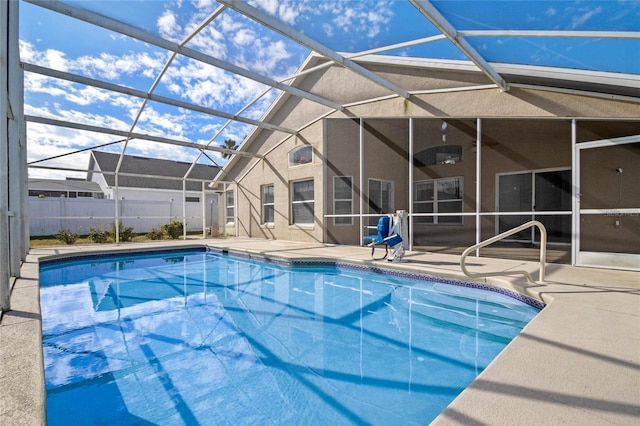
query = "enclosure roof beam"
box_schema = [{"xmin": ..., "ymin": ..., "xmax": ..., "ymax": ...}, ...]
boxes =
[
  {"xmin": 217, "ymin": 0, "xmax": 411, "ymax": 99},
  {"xmin": 28, "ymin": 165, "xmax": 220, "ymax": 183},
  {"xmin": 458, "ymin": 30, "xmax": 640, "ymax": 39},
  {"xmin": 410, "ymin": 0, "xmax": 509, "ymax": 92},
  {"xmin": 25, "ymin": 115, "xmax": 263, "ymax": 158},
  {"xmin": 22, "ymin": 63, "xmax": 296, "ymax": 135},
  {"xmin": 25, "ymin": 0, "xmax": 343, "ymax": 111}
]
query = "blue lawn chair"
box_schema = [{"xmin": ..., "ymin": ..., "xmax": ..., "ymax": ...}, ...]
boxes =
[{"xmin": 363, "ymin": 216, "xmax": 403, "ymax": 259}]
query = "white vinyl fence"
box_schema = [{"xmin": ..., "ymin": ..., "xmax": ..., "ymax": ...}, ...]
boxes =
[{"xmin": 29, "ymin": 196, "xmax": 219, "ymax": 237}]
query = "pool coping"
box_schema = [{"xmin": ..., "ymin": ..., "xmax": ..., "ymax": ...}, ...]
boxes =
[{"xmin": 2, "ymin": 238, "xmax": 638, "ymax": 425}]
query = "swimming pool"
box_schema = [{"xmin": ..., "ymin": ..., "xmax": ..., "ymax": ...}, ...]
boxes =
[{"xmin": 39, "ymin": 247, "xmax": 541, "ymax": 425}]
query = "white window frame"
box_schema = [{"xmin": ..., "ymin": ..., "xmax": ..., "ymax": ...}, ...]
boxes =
[
  {"xmin": 333, "ymin": 176, "xmax": 353, "ymax": 226},
  {"xmin": 414, "ymin": 177, "xmax": 463, "ymax": 225},
  {"xmin": 225, "ymin": 190, "xmax": 235, "ymax": 225},
  {"xmin": 288, "ymin": 145, "xmax": 313, "ymax": 167},
  {"xmin": 495, "ymin": 167, "xmax": 571, "ymax": 243},
  {"xmin": 261, "ymin": 184, "xmax": 274, "ymax": 226},
  {"xmin": 367, "ymin": 178, "xmax": 394, "ymax": 215},
  {"xmin": 290, "ymin": 179, "xmax": 314, "ymax": 225}
]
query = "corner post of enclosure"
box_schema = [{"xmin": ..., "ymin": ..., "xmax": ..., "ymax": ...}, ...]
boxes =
[
  {"xmin": 202, "ymin": 181, "xmax": 206, "ymax": 239},
  {"xmin": 182, "ymin": 179, "xmax": 187, "ymax": 240},
  {"xmin": 222, "ymin": 183, "xmax": 227, "ymax": 238},
  {"xmin": 8, "ymin": 0, "xmax": 26, "ymax": 274},
  {"xmin": 408, "ymin": 117, "xmax": 414, "ymax": 251},
  {"xmin": 114, "ymin": 174, "xmax": 120, "ymax": 244},
  {"xmin": 322, "ymin": 119, "xmax": 328, "ymax": 244},
  {"xmin": 359, "ymin": 118, "xmax": 364, "ymax": 245},
  {"xmin": 0, "ymin": 0, "xmax": 11, "ymax": 311},
  {"xmin": 475, "ymin": 118, "xmax": 482, "ymax": 257},
  {"xmin": 571, "ymin": 119, "xmax": 578, "ymax": 266}
]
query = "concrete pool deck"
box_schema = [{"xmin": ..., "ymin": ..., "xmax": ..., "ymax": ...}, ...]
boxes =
[{"xmin": 1, "ymin": 237, "xmax": 638, "ymax": 425}]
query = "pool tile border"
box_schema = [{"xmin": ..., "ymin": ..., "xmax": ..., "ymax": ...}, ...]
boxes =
[
  {"xmin": 38, "ymin": 245, "xmax": 207, "ymax": 266},
  {"xmin": 213, "ymin": 248, "xmax": 546, "ymax": 310}
]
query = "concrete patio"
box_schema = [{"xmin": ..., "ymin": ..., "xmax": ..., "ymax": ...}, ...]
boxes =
[{"xmin": 1, "ymin": 237, "xmax": 638, "ymax": 425}]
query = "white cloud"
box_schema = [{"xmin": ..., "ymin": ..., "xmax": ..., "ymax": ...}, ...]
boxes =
[
  {"xmin": 73, "ymin": 52, "xmax": 165, "ymax": 81},
  {"xmin": 24, "ymin": 72, "xmax": 73, "ymax": 98},
  {"xmin": 319, "ymin": 1, "xmax": 393, "ymax": 41},
  {"xmin": 157, "ymin": 10, "xmax": 181, "ymax": 40},
  {"xmin": 21, "ymin": 40, "xmax": 166, "ymax": 83},
  {"xmin": 187, "ymin": 25, "xmax": 227, "ymax": 59},
  {"xmin": 570, "ymin": 6, "xmax": 602, "ymax": 29},
  {"xmin": 194, "ymin": 0, "xmax": 215, "ymax": 10},
  {"xmin": 135, "ymin": 106, "xmax": 187, "ymax": 138},
  {"xmin": 250, "ymin": 0, "xmax": 304, "ymax": 25},
  {"xmin": 277, "ymin": 2, "xmax": 302, "ymax": 25},
  {"xmin": 233, "ymin": 29, "xmax": 256, "ymax": 46},
  {"xmin": 252, "ymin": 0, "xmax": 279, "ymax": 16},
  {"xmin": 162, "ymin": 57, "xmax": 270, "ymax": 111},
  {"xmin": 25, "ymin": 105, "xmax": 130, "ymax": 178},
  {"xmin": 254, "ymin": 40, "xmax": 292, "ymax": 75},
  {"xmin": 20, "ymin": 40, "xmax": 68, "ymax": 71},
  {"xmin": 65, "ymin": 86, "xmax": 113, "ymax": 106},
  {"xmin": 322, "ymin": 23, "xmax": 334, "ymax": 37}
]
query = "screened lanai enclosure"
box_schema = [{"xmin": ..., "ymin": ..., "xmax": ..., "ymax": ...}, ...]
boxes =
[
  {"xmin": 323, "ymin": 118, "xmax": 640, "ymax": 260},
  {"xmin": 2, "ymin": 0, "xmax": 640, "ymax": 311}
]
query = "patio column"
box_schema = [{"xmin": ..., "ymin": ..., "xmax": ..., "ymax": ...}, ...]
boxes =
[
  {"xmin": 0, "ymin": 0, "xmax": 10, "ymax": 311},
  {"xmin": 475, "ymin": 118, "xmax": 482, "ymax": 256},
  {"xmin": 0, "ymin": 0, "xmax": 23, "ymax": 311}
]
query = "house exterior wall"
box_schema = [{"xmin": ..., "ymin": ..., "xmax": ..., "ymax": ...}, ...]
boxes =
[{"xmin": 220, "ymin": 58, "xmax": 639, "ymax": 261}]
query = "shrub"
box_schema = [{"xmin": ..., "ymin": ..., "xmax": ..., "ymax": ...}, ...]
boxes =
[
  {"xmin": 88, "ymin": 226, "xmax": 109, "ymax": 243},
  {"xmin": 109, "ymin": 221, "xmax": 135, "ymax": 242},
  {"xmin": 55, "ymin": 229, "xmax": 78, "ymax": 245},
  {"xmin": 162, "ymin": 221, "xmax": 184, "ymax": 239},
  {"xmin": 147, "ymin": 227, "xmax": 166, "ymax": 240}
]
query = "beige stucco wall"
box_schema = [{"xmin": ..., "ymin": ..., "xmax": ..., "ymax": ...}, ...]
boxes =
[{"xmin": 218, "ymin": 57, "xmax": 639, "ymax": 246}]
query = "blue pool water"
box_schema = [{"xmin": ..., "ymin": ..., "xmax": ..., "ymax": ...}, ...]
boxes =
[{"xmin": 39, "ymin": 248, "xmax": 541, "ymax": 425}]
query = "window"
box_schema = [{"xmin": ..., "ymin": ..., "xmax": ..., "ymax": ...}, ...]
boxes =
[
  {"xmin": 262, "ymin": 184, "xmax": 274, "ymax": 225},
  {"xmin": 368, "ymin": 179, "xmax": 394, "ymax": 226},
  {"xmin": 288, "ymin": 145, "xmax": 312, "ymax": 166},
  {"xmin": 414, "ymin": 177, "xmax": 463, "ymax": 224},
  {"xmin": 414, "ymin": 145, "xmax": 463, "ymax": 167},
  {"xmin": 291, "ymin": 180, "xmax": 314, "ymax": 225},
  {"xmin": 225, "ymin": 190, "xmax": 235, "ymax": 225},
  {"xmin": 333, "ymin": 176, "xmax": 353, "ymax": 225}
]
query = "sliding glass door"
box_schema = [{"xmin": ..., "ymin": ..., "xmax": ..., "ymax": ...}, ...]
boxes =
[{"xmin": 498, "ymin": 169, "xmax": 571, "ymax": 244}]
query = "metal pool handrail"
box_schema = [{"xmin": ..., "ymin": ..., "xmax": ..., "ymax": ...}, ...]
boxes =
[{"xmin": 461, "ymin": 220, "xmax": 547, "ymax": 284}]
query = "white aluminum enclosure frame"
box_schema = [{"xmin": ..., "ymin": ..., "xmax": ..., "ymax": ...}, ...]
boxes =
[
  {"xmin": 1, "ymin": 0, "xmax": 637, "ymax": 311},
  {"xmin": 1, "ymin": 0, "xmax": 27, "ymax": 312}
]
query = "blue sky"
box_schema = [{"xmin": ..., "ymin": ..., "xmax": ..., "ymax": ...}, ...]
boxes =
[{"xmin": 20, "ymin": 0, "xmax": 640, "ymax": 179}]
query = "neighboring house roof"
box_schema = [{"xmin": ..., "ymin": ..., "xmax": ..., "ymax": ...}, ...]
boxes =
[
  {"xmin": 88, "ymin": 151, "xmax": 220, "ymax": 192},
  {"xmin": 28, "ymin": 178, "xmax": 103, "ymax": 193}
]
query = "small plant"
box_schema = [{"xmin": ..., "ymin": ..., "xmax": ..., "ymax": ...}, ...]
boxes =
[
  {"xmin": 109, "ymin": 221, "xmax": 135, "ymax": 242},
  {"xmin": 88, "ymin": 226, "xmax": 109, "ymax": 243},
  {"xmin": 55, "ymin": 229, "xmax": 78, "ymax": 245},
  {"xmin": 162, "ymin": 221, "xmax": 184, "ymax": 239},
  {"xmin": 147, "ymin": 227, "xmax": 166, "ymax": 240}
]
